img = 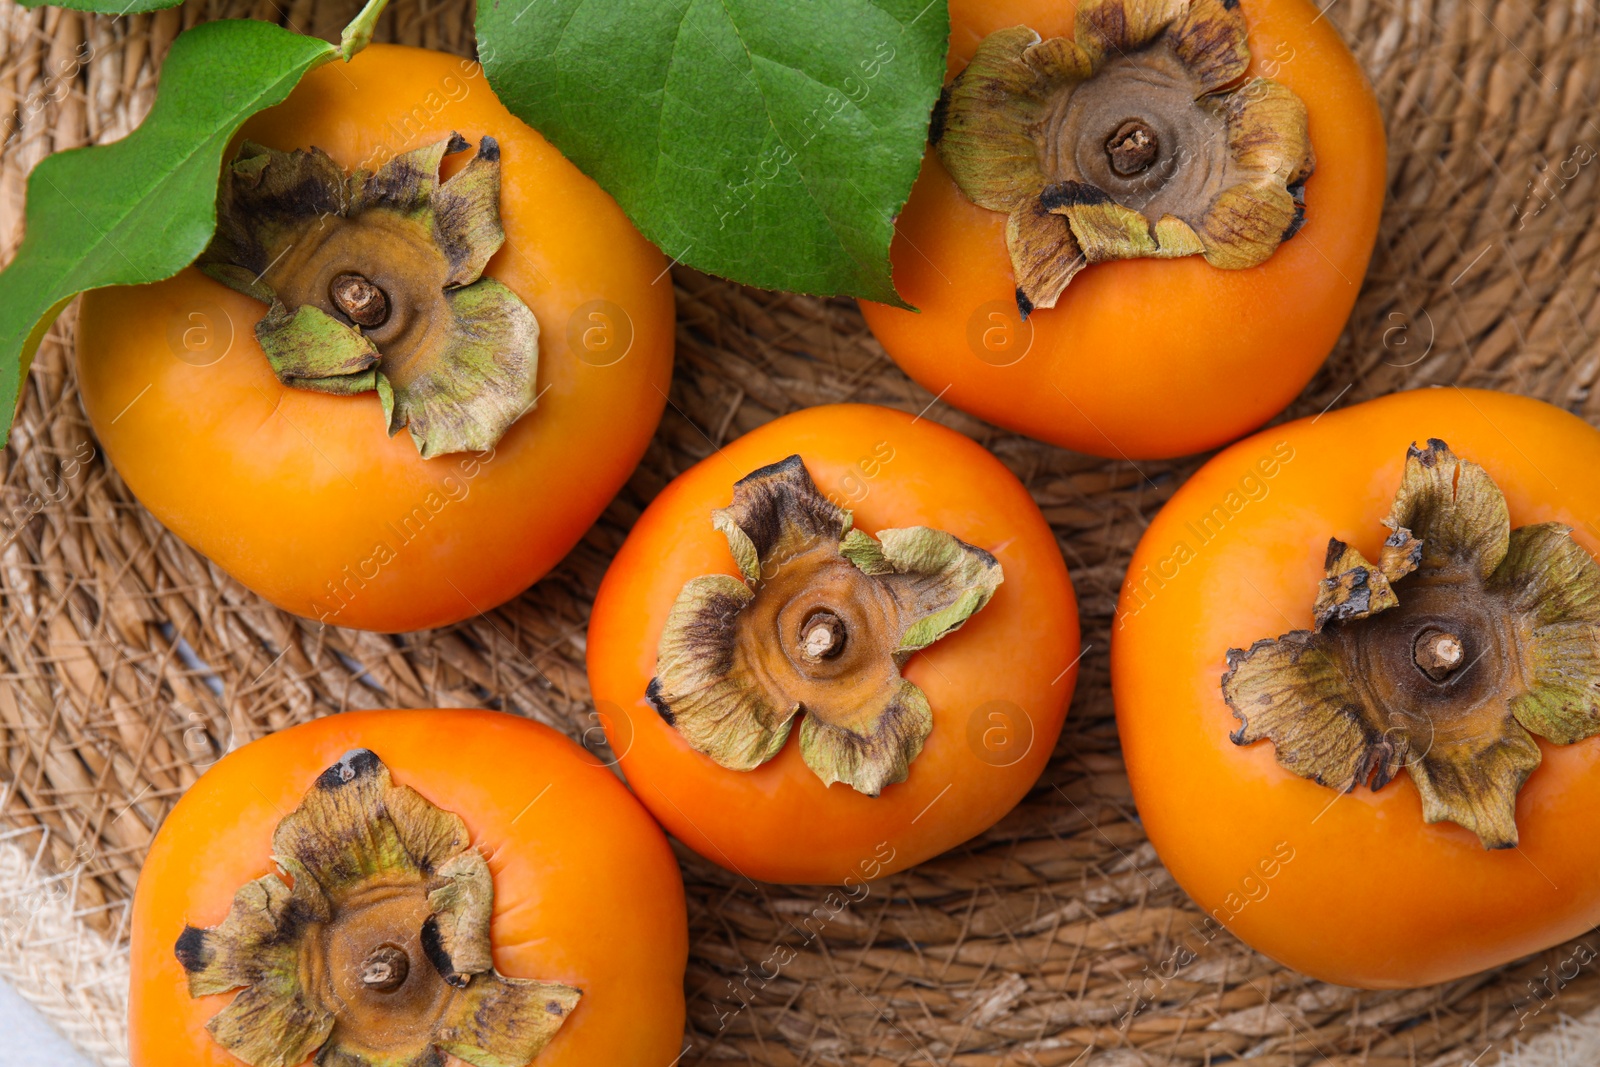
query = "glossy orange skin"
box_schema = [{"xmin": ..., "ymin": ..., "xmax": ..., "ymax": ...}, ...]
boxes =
[
  {"xmin": 588, "ymin": 404, "xmax": 1079, "ymax": 884},
  {"xmin": 130, "ymin": 709, "xmax": 687, "ymax": 1066},
  {"xmin": 1113, "ymin": 389, "xmax": 1600, "ymax": 987},
  {"xmin": 861, "ymin": 0, "xmax": 1386, "ymax": 460},
  {"xmin": 78, "ymin": 45, "xmax": 673, "ymax": 632}
]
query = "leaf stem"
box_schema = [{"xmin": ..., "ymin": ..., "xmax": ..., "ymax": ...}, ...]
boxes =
[{"xmin": 340, "ymin": 0, "xmax": 392, "ymax": 61}]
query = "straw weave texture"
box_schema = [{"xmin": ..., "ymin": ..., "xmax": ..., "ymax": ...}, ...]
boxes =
[{"xmin": 3, "ymin": 0, "xmax": 1600, "ymax": 1063}]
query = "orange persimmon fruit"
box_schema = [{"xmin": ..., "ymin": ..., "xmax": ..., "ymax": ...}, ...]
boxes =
[
  {"xmin": 1115, "ymin": 388, "xmax": 1600, "ymax": 987},
  {"xmin": 861, "ymin": 0, "xmax": 1386, "ymax": 459},
  {"xmin": 77, "ymin": 44, "xmax": 673, "ymax": 632},
  {"xmin": 129, "ymin": 708, "xmax": 687, "ymax": 1065},
  {"xmin": 588, "ymin": 403, "xmax": 1080, "ymax": 884}
]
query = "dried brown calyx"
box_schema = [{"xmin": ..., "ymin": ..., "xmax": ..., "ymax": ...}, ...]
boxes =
[
  {"xmin": 934, "ymin": 0, "xmax": 1314, "ymax": 318},
  {"xmin": 175, "ymin": 749, "xmax": 579, "ymax": 1067},
  {"xmin": 1223, "ymin": 440, "xmax": 1600, "ymax": 849},
  {"xmin": 200, "ymin": 134, "xmax": 538, "ymax": 458},
  {"xmin": 646, "ymin": 456, "xmax": 1003, "ymax": 796}
]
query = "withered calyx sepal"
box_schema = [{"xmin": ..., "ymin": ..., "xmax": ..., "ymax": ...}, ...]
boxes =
[
  {"xmin": 1222, "ymin": 439, "xmax": 1600, "ymax": 849},
  {"xmin": 200, "ymin": 134, "xmax": 538, "ymax": 458},
  {"xmin": 935, "ymin": 0, "xmax": 1314, "ymax": 317},
  {"xmin": 175, "ymin": 748, "xmax": 580, "ymax": 1067},
  {"xmin": 647, "ymin": 455, "xmax": 1003, "ymax": 796}
]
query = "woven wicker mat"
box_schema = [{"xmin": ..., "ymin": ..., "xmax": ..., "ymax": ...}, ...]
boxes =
[{"xmin": 4, "ymin": 0, "xmax": 1600, "ymax": 1064}]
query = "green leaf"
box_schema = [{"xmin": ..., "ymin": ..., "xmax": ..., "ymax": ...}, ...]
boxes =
[
  {"xmin": 0, "ymin": 19, "xmax": 338, "ymax": 445},
  {"xmin": 476, "ymin": 0, "xmax": 949, "ymax": 303},
  {"xmin": 19, "ymin": 0, "xmax": 183, "ymax": 12}
]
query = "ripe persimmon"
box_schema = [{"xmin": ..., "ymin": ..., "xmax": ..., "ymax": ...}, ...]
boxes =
[
  {"xmin": 861, "ymin": 0, "xmax": 1385, "ymax": 459},
  {"xmin": 587, "ymin": 403, "xmax": 1080, "ymax": 883},
  {"xmin": 1115, "ymin": 388, "xmax": 1600, "ymax": 987},
  {"xmin": 129, "ymin": 708, "xmax": 687, "ymax": 1066},
  {"xmin": 77, "ymin": 44, "xmax": 673, "ymax": 632}
]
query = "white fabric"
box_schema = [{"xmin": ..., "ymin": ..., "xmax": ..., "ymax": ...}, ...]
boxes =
[{"xmin": 0, "ymin": 979, "xmax": 93, "ymax": 1066}]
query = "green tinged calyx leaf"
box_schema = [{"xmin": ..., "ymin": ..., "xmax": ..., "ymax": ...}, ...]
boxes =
[
  {"xmin": 199, "ymin": 135, "xmax": 538, "ymax": 458},
  {"xmin": 647, "ymin": 455, "xmax": 1004, "ymax": 796},
  {"xmin": 1222, "ymin": 439, "xmax": 1600, "ymax": 850},
  {"xmin": 174, "ymin": 749, "xmax": 580, "ymax": 1067},
  {"xmin": 935, "ymin": 0, "xmax": 1314, "ymax": 318}
]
